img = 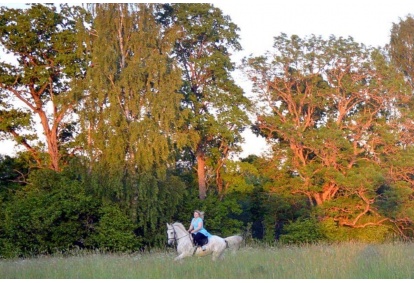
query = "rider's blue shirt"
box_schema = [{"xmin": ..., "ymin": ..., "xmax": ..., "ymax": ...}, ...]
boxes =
[{"xmin": 191, "ymin": 217, "xmax": 212, "ymax": 238}]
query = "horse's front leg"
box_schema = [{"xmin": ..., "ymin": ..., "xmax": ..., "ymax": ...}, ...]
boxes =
[
  {"xmin": 174, "ymin": 251, "xmax": 190, "ymax": 261},
  {"xmin": 174, "ymin": 254, "xmax": 183, "ymax": 261}
]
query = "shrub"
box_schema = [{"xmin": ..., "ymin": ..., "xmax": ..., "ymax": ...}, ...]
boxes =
[
  {"xmin": 279, "ymin": 218, "xmax": 325, "ymax": 244},
  {"xmin": 320, "ymin": 219, "xmax": 392, "ymax": 243},
  {"xmin": 85, "ymin": 204, "xmax": 142, "ymax": 252},
  {"xmin": 1, "ymin": 169, "xmax": 100, "ymax": 257}
]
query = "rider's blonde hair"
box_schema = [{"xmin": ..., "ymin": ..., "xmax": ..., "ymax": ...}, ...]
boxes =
[{"xmin": 194, "ymin": 210, "xmax": 205, "ymax": 220}]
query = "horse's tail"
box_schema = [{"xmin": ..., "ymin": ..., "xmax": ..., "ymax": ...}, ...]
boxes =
[{"xmin": 224, "ymin": 235, "xmax": 243, "ymax": 251}]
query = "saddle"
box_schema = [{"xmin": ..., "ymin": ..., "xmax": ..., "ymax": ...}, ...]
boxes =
[{"xmin": 198, "ymin": 237, "xmax": 208, "ymax": 246}]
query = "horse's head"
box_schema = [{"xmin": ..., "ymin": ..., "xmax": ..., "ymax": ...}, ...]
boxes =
[
  {"xmin": 167, "ymin": 222, "xmax": 190, "ymax": 246},
  {"xmin": 166, "ymin": 223, "xmax": 176, "ymax": 245}
]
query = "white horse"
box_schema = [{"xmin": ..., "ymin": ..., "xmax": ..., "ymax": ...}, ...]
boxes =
[{"xmin": 166, "ymin": 222, "xmax": 243, "ymax": 261}]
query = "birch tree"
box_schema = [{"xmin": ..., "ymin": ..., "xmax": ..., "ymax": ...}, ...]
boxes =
[{"xmin": 79, "ymin": 4, "xmax": 186, "ymax": 230}]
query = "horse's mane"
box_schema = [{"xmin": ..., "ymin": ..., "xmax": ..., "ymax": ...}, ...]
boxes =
[{"xmin": 172, "ymin": 222, "xmax": 186, "ymax": 232}]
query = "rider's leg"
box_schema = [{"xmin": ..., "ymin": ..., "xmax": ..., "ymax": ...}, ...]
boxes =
[
  {"xmin": 199, "ymin": 234, "xmax": 207, "ymax": 251},
  {"xmin": 193, "ymin": 233, "xmax": 201, "ymax": 246}
]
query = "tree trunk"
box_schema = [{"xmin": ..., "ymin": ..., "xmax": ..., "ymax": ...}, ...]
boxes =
[
  {"xmin": 47, "ymin": 134, "xmax": 60, "ymax": 171},
  {"xmin": 38, "ymin": 108, "xmax": 61, "ymax": 172},
  {"xmin": 196, "ymin": 146, "xmax": 207, "ymax": 200},
  {"xmin": 313, "ymin": 183, "xmax": 339, "ymax": 206}
]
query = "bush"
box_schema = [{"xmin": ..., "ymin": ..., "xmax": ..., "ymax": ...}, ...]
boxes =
[
  {"xmin": 1, "ymin": 169, "xmax": 100, "ymax": 257},
  {"xmin": 279, "ymin": 218, "xmax": 325, "ymax": 244},
  {"xmin": 85, "ymin": 204, "xmax": 142, "ymax": 252},
  {"xmin": 320, "ymin": 219, "xmax": 392, "ymax": 243}
]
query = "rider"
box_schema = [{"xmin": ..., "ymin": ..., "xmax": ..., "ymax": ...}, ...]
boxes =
[{"xmin": 188, "ymin": 210, "xmax": 211, "ymax": 251}]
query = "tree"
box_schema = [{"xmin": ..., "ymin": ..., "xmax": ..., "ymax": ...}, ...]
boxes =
[
  {"xmin": 157, "ymin": 3, "xmax": 251, "ymax": 199},
  {"xmin": 243, "ymin": 34, "xmax": 410, "ymax": 234},
  {"xmin": 0, "ymin": 4, "xmax": 91, "ymax": 171},
  {"xmin": 81, "ymin": 3, "xmax": 184, "ymax": 171},
  {"xmin": 79, "ymin": 4, "xmax": 187, "ymax": 232},
  {"xmin": 388, "ymin": 14, "xmax": 414, "ymax": 88},
  {"xmin": 385, "ymin": 15, "xmax": 414, "ymax": 237}
]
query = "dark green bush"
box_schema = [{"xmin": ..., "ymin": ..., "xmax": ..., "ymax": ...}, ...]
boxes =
[
  {"xmin": 85, "ymin": 204, "xmax": 142, "ymax": 252},
  {"xmin": 279, "ymin": 218, "xmax": 325, "ymax": 244},
  {"xmin": 1, "ymin": 169, "xmax": 100, "ymax": 257}
]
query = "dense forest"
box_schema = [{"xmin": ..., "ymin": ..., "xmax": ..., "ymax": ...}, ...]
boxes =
[{"xmin": 1, "ymin": 3, "xmax": 414, "ymax": 258}]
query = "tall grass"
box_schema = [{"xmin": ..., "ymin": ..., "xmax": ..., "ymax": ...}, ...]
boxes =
[{"xmin": 1, "ymin": 242, "xmax": 414, "ymax": 278}]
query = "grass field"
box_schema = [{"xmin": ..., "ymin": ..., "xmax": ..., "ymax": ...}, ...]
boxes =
[{"xmin": 1, "ymin": 242, "xmax": 414, "ymax": 279}]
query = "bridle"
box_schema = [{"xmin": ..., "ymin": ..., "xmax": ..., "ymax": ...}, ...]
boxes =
[{"xmin": 168, "ymin": 223, "xmax": 192, "ymax": 244}]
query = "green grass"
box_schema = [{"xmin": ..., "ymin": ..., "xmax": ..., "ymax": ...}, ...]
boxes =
[{"xmin": 2, "ymin": 242, "xmax": 414, "ymax": 278}]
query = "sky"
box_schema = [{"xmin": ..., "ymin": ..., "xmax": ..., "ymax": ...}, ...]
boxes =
[
  {"xmin": 1, "ymin": 1, "xmax": 414, "ymax": 157},
  {"xmin": 214, "ymin": 0, "xmax": 414, "ymax": 158},
  {"xmin": 214, "ymin": 0, "xmax": 414, "ymax": 82},
  {"xmin": 217, "ymin": 0, "xmax": 413, "ymax": 55}
]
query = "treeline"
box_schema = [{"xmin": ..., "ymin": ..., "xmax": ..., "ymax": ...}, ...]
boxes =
[{"xmin": 1, "ymin": 3, "xmax": 414, "ymax": 258}]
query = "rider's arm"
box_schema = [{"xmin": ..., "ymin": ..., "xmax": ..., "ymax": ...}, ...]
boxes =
[{"xmin": 191, "ymin": 220, "xmax": 203, "ymax": 233}]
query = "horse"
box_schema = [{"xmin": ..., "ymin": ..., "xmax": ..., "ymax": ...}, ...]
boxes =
[{"xmin": 166, "ymin": 222, "xmax": 243, "ymax": 261}]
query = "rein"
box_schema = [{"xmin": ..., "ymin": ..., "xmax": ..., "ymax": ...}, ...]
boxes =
[{"xmin": 169, "ymin": 224, "xmax": 192, "ymax": 243}]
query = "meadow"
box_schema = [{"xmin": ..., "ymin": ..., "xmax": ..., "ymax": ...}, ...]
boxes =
[{"xmin": 1, "ymin": 242, "xmax": 414, "ymax": 279}]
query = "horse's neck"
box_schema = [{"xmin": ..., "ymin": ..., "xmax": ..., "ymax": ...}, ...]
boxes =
[
  {"xmin": 173, "ymin": 223, "xmax": 192, "ymax": 245},
  {"xmin": 173, "ymin": 223, "xmax": 188, "ymax": 236}
]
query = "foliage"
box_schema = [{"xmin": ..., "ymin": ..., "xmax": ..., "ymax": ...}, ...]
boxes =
[
  {"xmin": 388, "ymin": 14, "xmax": 414, "ymax": 88},
  {"xmin": 157, "ymin": 3, "xmax": 251, "ymax": 199},
  {"xmin": 320, "ymin": 219, "xmax": 392, "ymax": 243},
  {"xmin": 175, "ymin": 188, "xmax": 243, "ymax": 236},
  {"xmin": 242, "ymin": 33, "xmax": 413, "ymax": 237},
  {"xmin": 201, "ymin": 193, "xmax": 244, "ymax": 236},
  {"xmin": 81, "ymin": 3, "xmax": 184, "ymax": 173},
  {"xmin": 76, "ymin": 4, "xmax": 187, "ymax": 236},
  {"xmin": 279, "ymin": 218, "xmax": 325, "ymax": 244},
  {"xmin": 0, "ymin": 161, "xmax": 190, "ymax": 257},
  {"xmin": 0, "ymin": 154, "xmax": 30, "ymax": 257},
  {"xmin": 1, "ymin": 169, "xmax": 100, "ymax": 257},
  {"xmin": 219, "ymin": 160, "xmax": 259, "ymax": 195},
  {"xmin": 3, "ymin": 4, "xmax": 414, "ymax": 255},
  {"xmin": 78, "ymin": 161, "xmax": 188, "ymax": 249},
  {"xmin": 134, "ymin": 173, "xmax": 188, "ymax": 248},
  {"xmin": 0, "ymin": 154, "xmax": 28, "ymax": 199},
  {"xmin": 85, "ymin": 204, "xmax": 141, "ymax": 252},
  {"xmin": 223, "ymin": 155, "xmax": 314, "ymax": 242},
  {"xmin": 0, "ymin": 4, "xmax": 91, "ymax": 171}
]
